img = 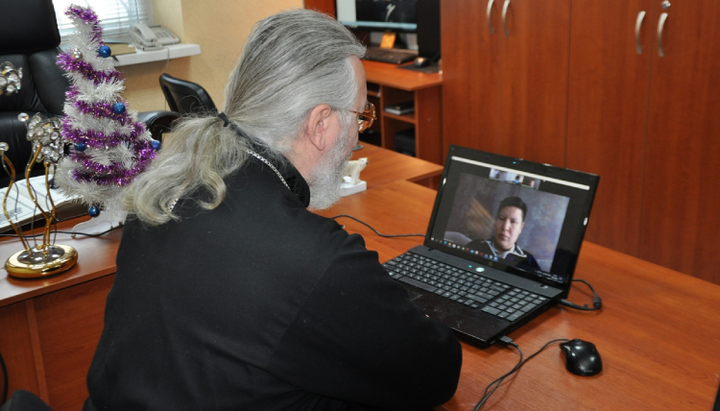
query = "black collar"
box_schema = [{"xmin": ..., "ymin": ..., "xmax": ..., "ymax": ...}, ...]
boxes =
[
  {"xmin": 248, "ymin": 142, "xmax": 311, "ymax": 208},
  {"xmin": 224, "ymin": 121, "xmax": 311, "ymax": 208},
  {"xmin": 278, "ymin": 159, "xmax": 310, "ymax": 208}
]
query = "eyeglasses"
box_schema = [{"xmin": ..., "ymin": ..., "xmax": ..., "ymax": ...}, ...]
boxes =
[{"xmin": 349, "ymin": 102, "xmax": 376, "ymax": 133}]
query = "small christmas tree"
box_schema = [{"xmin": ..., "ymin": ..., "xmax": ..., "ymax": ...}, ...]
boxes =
[{"xmin": 56, "ymin": 5, "xmax": 158, "ymax": 227}]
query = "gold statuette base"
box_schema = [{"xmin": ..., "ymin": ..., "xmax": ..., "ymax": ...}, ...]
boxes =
[{"xmin": 5, "ymin": 244, "xmax": 78, "ymax": 279}]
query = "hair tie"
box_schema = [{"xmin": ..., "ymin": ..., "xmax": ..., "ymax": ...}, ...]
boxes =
[{"xmin": 217, "ymin": 112, "xmax": 230, "ymax": 127}]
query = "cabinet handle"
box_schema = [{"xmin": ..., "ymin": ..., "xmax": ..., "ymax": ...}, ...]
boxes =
[
  {"xmin": 635, "ymin": 11, "xmax": 646, "ymax": 54},
  {"xmin": 502, "ymin": 0, "xmax": 511, "ymax": 37},
  {"xmin": 657, "ymin": 12, "xmax": 668, "ymax": 57},
  {"xmin": 487, "ymin": 0, "xmax": 495, "ymax": 35}
]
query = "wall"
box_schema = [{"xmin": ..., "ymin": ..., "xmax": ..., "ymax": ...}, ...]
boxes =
[{"xmin": 121, "ymin": 0, "xmax": 303, "ymax": 113}]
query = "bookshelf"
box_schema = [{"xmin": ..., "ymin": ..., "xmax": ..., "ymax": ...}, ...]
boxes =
[{"xmin": 361, "ymin": 60, "xmax": 443, "ymax": 164}]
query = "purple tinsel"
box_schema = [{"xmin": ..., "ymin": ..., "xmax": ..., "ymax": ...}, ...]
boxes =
[
  {"xmin": 65, "ymin": 6, "xmax": 104, "ymax": 45},
  {"xmin": 57, "ymin": 4, "xmax": 158, "ymax": 189},
  {"xmin": 70, "ymin": 140, "xmax": 157, "ymax": 186},
  {"xmin": 61, "ymin": 118, "xmax": 146, "ymax": 148},
  {"xmin": 57, "ymin": 54, "xmax": 122, "ymax": 86},
  {"xmin": 71, "ymin": 100, "xmax": 133, "ymax": 126}
]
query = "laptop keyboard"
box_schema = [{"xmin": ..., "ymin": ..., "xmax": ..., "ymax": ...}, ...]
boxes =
[
  {"xmin": 363, "ymin": 47, "xmax": 418, "ymax": 64},
  {"xmin": 383, "ymin": 253, "xmax": 548, "ymax": 322}
]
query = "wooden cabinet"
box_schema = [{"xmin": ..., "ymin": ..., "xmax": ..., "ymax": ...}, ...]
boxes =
[
  {"xmin": 638, "ymin": 2, "xmax": 720, "ymax": 281},
  {"xmin": 566, "ymin": 1, "xmax": 654, "ymax": 257},
  {"xmin": 362, "ymin": 60, "xmax": 443, "ymax": 164},
  {"xmin": 443, "ymin": 0, "xmax": 720, "ymax": 284},
  {"xmin": 441, "ymin": 0, "xmax": 571, "ymax": 166},
  {"xmin": 567, "ymin": 1, "xmax": 720, "ymax": 284}
]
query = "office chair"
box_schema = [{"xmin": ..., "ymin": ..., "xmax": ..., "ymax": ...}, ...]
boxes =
[
  {"xmin": 137, "ymin": 109, "xmax": 180, "ymax": 142},
  {"xmin": 0, "ymin": 0, "xmax": 69, "ymax": 187},
  {"xmin": 159, "ymin": 73, "xmax": 217, "ymax": 115},
  {"xmin": 0, "ymin": 390, "xmax": 53, "ymax": 411},
  {"xmin": 0, "ymin": 0, "xmax": 179, "ymax": 187}
]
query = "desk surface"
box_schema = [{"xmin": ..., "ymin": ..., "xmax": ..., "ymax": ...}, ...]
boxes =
[
  {"xmin": 351, "ymin": 143, "xmax": 442, "ymax": 188},
  {"xmin": 2, "ymin": 149, "xmax": 719, "ymax": 410},
  {"xmin": 362, "ymin": 60, "xmax": 442, "ymax": 91},
  {"xmin": 317, "ymin": 180, "xmax": 720, "ymax": 410},
  {"xmin": 0, "ymin": 217, "xmax": 122, "ymax": 308}
]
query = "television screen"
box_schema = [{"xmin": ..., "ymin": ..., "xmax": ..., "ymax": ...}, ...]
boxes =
[{"xmin": 336, "ymin": 0, "xmax": 417, "ymax": 32}]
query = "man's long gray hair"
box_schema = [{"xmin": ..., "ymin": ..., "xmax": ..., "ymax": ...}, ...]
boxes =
[{"xmin": 123, "ymin": 9, "xmax": 365, "ymax": 225}]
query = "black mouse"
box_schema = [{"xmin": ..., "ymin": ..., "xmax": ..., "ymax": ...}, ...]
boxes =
[
  {"xmin": 560, "ymin": 339, "xmax": 602, "ymax": 376},
  {"xmin": 414, "ymin": 56, "xmax": 431, "ymax": 68}
]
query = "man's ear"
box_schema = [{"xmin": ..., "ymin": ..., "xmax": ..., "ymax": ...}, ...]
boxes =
[{"xmin": 305, "ymin": 104, "xmax": 334, "ymax": 151}]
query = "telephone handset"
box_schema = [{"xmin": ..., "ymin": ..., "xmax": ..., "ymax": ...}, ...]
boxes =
[{"xmin": 129, "ymin": 23, "xmax": 179, "ymax": 50}]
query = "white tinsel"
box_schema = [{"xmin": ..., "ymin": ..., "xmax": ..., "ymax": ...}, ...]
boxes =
[{"xmin": 55, "ymin": 5, "xmax": 156, "ymax": 223}]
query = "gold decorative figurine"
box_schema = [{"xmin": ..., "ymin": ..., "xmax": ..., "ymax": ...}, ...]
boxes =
[{"xmin": 2, "ymin": 112, "xmax": 78, "ymax": 278}]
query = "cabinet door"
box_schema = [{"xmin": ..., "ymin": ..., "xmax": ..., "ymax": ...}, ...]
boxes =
[
  {"xmin": 441, "ymin": 0, "xmax": 501, "ymax": 156},
  {"xmin": 566, "ymin": 0, "xmax": 656, "ymax": 256},
  {"xmin": 639, "ymin": 1, "xmax": 720, "ymax": 284},
  {"xmin": 441, "ymin": 0, "xmax": 570, "ymax": 166},
  {"xmin": 496, "ymin": 0, "xmax": 571, "ymax": 166}
]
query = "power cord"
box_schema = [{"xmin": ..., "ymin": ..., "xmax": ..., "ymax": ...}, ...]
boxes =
[
  {"xmin": 560, "ymin": 279, "xmax": 602, "ymax": 311},
  {"xmin": 472, "ymin": 337, "xmax": 570, "ymax": 410},
  {"xmin": 0, "ymin": 224, "xmax": 122, "ymax": 239},
  {"xmin": 330, "ymin": 214, "xmax": 425, "ymax": 238}
]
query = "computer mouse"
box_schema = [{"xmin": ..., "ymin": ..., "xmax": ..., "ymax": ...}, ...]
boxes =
[
  {"xmin": 560, "ymin": 339, "xmax": 602, "ymax": 376},
  {"xmin": 414, "ymin": 56, "xmax": 431, "ymax": 68}
]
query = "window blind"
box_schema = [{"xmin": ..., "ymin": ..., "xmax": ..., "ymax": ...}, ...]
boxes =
[{"xmin": 53, "ymin": 0, "xmax": 153, "ymax": 39}]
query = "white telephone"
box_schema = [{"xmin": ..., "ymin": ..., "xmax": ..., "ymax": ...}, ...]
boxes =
[{"xmin": 129, "ymin": 23, "xmax": 179, "ymax": 50}]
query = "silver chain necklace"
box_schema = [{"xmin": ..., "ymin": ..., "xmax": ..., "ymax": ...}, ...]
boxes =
[
  {"xmin": 243, "ymin": 148, "xmax": 291, "ymax": 191},
  {"xmin": 167, "ymin": 149, "xmax": 289, "ymax": 213}
]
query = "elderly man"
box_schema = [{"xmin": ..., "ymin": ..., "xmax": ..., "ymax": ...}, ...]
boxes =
[{"xmin": 83, "ymin": 9, "xmax": 461, "ymax": 411}]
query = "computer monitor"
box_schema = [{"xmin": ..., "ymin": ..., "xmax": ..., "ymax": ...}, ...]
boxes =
[{"xmin": 336, "ymin": 0, "xmax": 418, "ymax": 32}]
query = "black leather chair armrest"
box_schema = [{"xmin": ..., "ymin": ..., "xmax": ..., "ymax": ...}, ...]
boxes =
[{"xmin": 137, "ymin": 110, "xmax": 180, "ymax": 142}]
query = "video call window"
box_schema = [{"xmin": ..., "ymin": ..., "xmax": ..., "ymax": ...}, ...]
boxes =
[{"xmin": 442, "ymin": 172, "xmax": 569, "ymax": 274}]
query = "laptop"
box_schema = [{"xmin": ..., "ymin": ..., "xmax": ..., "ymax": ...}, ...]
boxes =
[{"xmin": 383, "ymin": 145, "xmax": 599, "ymax": 348}]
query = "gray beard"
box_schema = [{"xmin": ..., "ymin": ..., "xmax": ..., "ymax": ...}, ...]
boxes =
[{"xmin": 307, "ymin": 129, "xmax": 351, "ymax": 210}]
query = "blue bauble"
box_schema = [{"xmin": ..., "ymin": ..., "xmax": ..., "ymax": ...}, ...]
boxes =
[
  {"xmin": 152, "ymin": 139, "xmax": 161, "ymax": 151},
  {"xmin": 49, "ymin": 179, "xmax": 58, "ymax": 189},
  {"xmin": 88, "ymin": 205, "xmax": 101, "ymax": 217},
  {"xmin": 98, "ymin": 45, "xmax": 112, "ymax": 58},
  {"xmin": 112, "ymin": 102, "xmax": 126, "ymax": 115},
  {"xmin": 75, "ymin": 142, "xmax": 87, "ymax": 152}
]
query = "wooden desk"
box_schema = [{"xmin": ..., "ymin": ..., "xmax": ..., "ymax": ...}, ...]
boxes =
[
  {"xmin": 3, "ymin": 152, "xmax": 719, "ymax": 410},
  {"xmin": 318, "ymin": 180, "xmax": 720, "ymax": 410},
  {"xmin": 351, "ymin": 142, "xmax": 442, "ymax": 189},
  {"xmin": 362, "ymin": 60, "xmax": 443, "ymax": 164},
  {"xmin": 0, "ymin": 221, "xmax": 121, "ymax": 411}
]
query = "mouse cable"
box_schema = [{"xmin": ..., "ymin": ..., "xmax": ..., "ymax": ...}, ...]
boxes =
[
  {"xmin": 330, "ymin": 214, "xmax": 425, "ymax": 238},
  {"xmin": 560, "ymin": 278, "xmax": 602, "ymax": 311},
  {"xmin": 472, "ymin": 337, "xmax": 570, "ymax": 411}
]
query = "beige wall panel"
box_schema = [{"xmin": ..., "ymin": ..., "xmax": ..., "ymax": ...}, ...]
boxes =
[{"xmin": 121, "ymin": 0, "xmax": 302, "ymax": 113}]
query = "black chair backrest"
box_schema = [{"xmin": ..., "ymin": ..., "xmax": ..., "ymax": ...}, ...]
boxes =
[
  {"xmin": 159, "ymin": 73, "xmax": 216, "ymax": 115},
  {"xmin": 0, "ymin": 0, "xmax": 70, "ymax": 187}
]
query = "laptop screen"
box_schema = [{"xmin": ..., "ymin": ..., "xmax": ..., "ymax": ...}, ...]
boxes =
[{"xmin": 425, "ymin": 146, "xmax": 599, "ymax": 287}]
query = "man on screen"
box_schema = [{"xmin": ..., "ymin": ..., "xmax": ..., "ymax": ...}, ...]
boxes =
[{"xmin": 467, "ymin": 196, "xmax": 541, "ymax": 271}]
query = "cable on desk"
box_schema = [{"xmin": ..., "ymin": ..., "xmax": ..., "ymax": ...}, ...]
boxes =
[
  {"xmin": 560, "ymin": 278, "xmax": 602, "ymax": 311},
  {"xmin": 330, "ymin": 214, "xmax": 425, "ymax": 238},
  {"xmin": 472, "ymin": 337, "xmax": 570, "ymax": 410},
  {"xmin": 0, "ymin": 224, "xmax": 121, "ymax": 239}
]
